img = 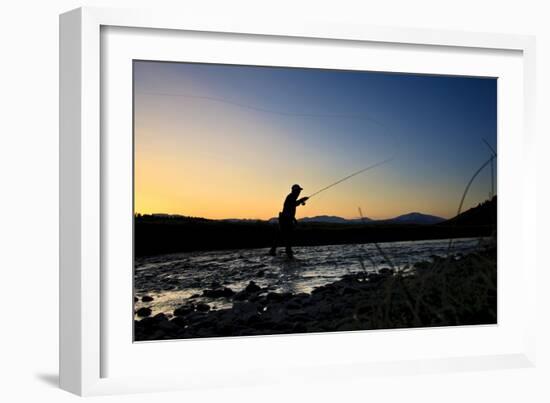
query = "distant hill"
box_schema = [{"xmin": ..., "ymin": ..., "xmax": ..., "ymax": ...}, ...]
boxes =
[
  {"xmin": 383, "ymin": 212, "xmax": 446, "ymax": 225},
  {"xmin": 298, "ymin": 213, "xmax": 445, "ymax": 225},
  {"xmin": 266, "ymin": 213, "xmax": 444, "ymax": 225},
  {"xmin": 441, "ymin": 196, "xmax": 496, "ymax": 226}
]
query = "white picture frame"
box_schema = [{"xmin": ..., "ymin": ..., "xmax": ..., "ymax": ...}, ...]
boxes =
[{"xmin": 59, "ymin": 6, "xmax": 537, "ymax": 396}]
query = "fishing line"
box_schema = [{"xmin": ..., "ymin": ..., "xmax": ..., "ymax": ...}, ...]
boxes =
[
  {"xmin": 307, "ymin": 155, "xmax": 395, "ymax": 199},
  {"xmin": 139, "ymin": 90, "xmax": 399, "ymax": 200},
  {"xmin": 137, "ymin": 91, "xmax": 386, "ymax": 127}
]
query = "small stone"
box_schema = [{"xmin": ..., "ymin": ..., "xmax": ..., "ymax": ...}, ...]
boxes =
[
  {"xmin": 136, "ymin": 307, "xmax": 152, "ymax": 318},
  {"xmin": 233, "ymin": 302, "xmax": 258, "ymax": 320},
  {"xmin": 153, "ymin": 313, "xmax": 168, "ymax": 321},
  {"xmin": 341, "ymin": 286, "xmax": 359, "ymax": 295},
  {"xmin": 267, "ymin": 292, "xmax": 292, "ymax": 303},
  {"xmin": 174, "ymin": 305, "xmax": 194, "ymax": 317},
  {"xmin": 203, "ymin": 287, "xmax": 235, "ymax": 298},
  {"xmin": 319, "ymin": 303, "xmax": 332, "ymax": 315},
  {"xmin": 266, "ymin": 292, "xmax": 284, "ymax": 302},
  {"xmin": 171, "ymin": 316, "xmax": 187, "ymax": 327},
  {"xmin": 378, "ymin": 267, "xmax": 394, "ymax": 276},
  {"xmin": 196, "ymin": 303, "xmax": 211, "ymax": 312},
  {"xmin": 138, "ymin": 316, "xmax": 156, "ymax": 328},
  {"xmin": 286, "ymin": 300, "xmax": 302, "ymax": 310},
  {"xmin": 233, "ymin": 291, "xmax": 248, "ymax": 301},
  {"xmin": 245, "ymin": 281, "xmax": 261, "ymax": 294},
  {"xmin": 141, "ymin": 295, "xmax": 154, "ymax": 302}
]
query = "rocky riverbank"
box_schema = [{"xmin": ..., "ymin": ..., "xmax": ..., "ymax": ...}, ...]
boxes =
[{"xmin": 134, "ymin": 245, "xmax": 496, "ymax": 341}]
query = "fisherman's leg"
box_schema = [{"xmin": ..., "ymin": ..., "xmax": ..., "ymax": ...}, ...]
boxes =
[
  {"xmin": 269, "ymin": 236, "xmax": 277, "ymax": 256},
  {"xmin": 284, "ymin": 228, "xmax": 294, "ymax": 258},
  {"xmin": 285, "ymin": 245, "xmax": 293, "ymax": 259},
  {"xmin": 269, "ymin": 241, "xmax": 277, "ymax": 256},
  {"xmin": 269, "ymin": 225, "xmax": 281, "ymax": 256}
]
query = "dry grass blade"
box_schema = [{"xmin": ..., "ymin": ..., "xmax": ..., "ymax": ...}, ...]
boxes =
[{"xmin": 446, "ymin": 156, "xmax": 494, "ymax": 257}]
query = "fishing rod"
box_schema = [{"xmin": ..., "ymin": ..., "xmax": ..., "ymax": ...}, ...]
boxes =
[{"xmin": 306, "ymin": 156, "xmax": 395, "ymax": 200}]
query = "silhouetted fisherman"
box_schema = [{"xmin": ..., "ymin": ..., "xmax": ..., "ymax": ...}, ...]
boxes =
[{"xmin": 269, "ymin": 184, "xmax": 309, "ymax": 259}]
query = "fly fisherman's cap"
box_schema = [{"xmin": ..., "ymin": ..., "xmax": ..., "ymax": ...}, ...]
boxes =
[{"xmin": 292, "ymin": 184, "xmax": 303, "ymax": 191}]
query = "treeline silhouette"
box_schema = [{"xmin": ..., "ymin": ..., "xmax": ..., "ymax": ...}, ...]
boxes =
[{"xmin": 134, "ymin": 197, "xmax": 496, "ymax": 257}]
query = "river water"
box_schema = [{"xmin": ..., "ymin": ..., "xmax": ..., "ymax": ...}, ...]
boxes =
[{"xmin": 134, "ymin": 237, "xmax": 484, "ymax": 318}]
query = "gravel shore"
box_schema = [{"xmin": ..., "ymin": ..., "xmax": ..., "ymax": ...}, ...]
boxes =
[{"xmin": 135, "ymin": 245, "xmax": 496, "ymax": 341}]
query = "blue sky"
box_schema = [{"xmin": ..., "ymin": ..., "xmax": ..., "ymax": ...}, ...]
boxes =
[{"xmin": 134, "ymin": 61, "xmax": 497, "ymax": 219}]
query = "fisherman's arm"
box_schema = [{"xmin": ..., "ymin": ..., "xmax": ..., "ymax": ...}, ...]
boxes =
[{"xmin": 296, "ymin": 197, "xmax": 309, "ymax": 206}]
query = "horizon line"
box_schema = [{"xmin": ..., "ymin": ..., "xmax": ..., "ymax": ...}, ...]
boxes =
[{"xmin": 133, "ymin": 211, "xmax": 452, "ymax": 221}]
